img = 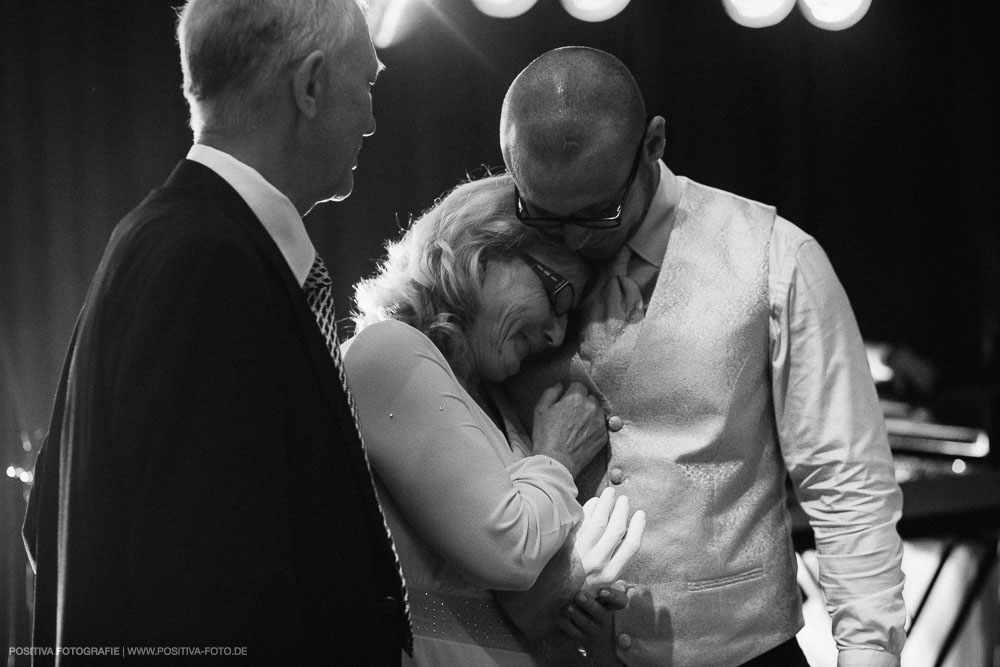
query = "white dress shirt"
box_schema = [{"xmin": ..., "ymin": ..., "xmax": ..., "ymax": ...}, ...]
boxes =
[
  {"xmin": 187, "ymin": 144, "xmax": 314, "ymax": 286},
  {"xmin": 626, "ymin": 162, "xmax": 906, "ymax": 667}
]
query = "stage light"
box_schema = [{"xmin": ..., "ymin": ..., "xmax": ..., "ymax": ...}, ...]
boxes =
[
  {"xmin": 797, "ymin": 0, "xmax": 871, "ymax": 31},
  {"xmin": 560, "ymin": 0, "xmax": 631, "ymax": 23},
  {"xmin": 721, "ymin": 0, "xmax": 796, "ymax": 28},
  {"xmin": 6, "ymin": 465, "xmax": 32, "ymax": 484},
  {"xmin": 865, "ymin": 343, "xmax": 895, "ymax": 383},
  {"xmin": 471, "ymin": 0, "xmax": 539, "ymax": 19},
  {"xmin": 367, "ymin": 0, "xmax": 418, "ymax": 48}
]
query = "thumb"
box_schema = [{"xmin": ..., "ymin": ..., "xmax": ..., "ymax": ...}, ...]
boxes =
[{"xmin": 535, "ymin": 383, "xmax": 564, "ymax": 411}]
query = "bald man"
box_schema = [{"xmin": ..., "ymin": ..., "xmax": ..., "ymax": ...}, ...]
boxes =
[{"xmin": 499, "ymin": 47, "xmax": 906, "ymax": 667}]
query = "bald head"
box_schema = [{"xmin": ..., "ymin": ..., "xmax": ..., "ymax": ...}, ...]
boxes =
[{"xmin": 501, "ymin": 47, "xmax": 646, "ymax": 200}]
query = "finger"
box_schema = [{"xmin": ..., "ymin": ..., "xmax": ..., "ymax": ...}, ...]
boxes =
[
  {"xmin": 555, "ymin": 605, "xmax": 592, "ymax": 642},
  {"xmin": 597, "ymin": 585, "xmax": 629, "ymax": 611},
  {"xmin": 566, "ymin": 383, "xmax": 604, "ymax": 417},
  {"xmin": 565, "ymin": 598, "xmax": 602, "ymax": 636},
  {"xmin": 578, "ymin": 487, "xmax": 615, "ymax": 540},
  {"xmin": 591, "ymin": 487, "xmax": 616, "ymax": 524},
  {"xmin": 587, "ymin": 402, "xmax": 606, "ymax": 427},
  {"xmin": 534, "ymin": 384, "xmax": 565, "ymax": 413},
  {"xmin": 577, "ymin": 487, "xmax": 617, "ymax": 547},
  {"xmin": 604, "ymin": 510, "xmax": 646, "ymax": 579},
  {"xmin": 573, "ymin": 591, "xmax": 615, "ymax": 628},
  {"xmin": 592, "ymin": 494, "xmax": 630, "ymax": 563}
]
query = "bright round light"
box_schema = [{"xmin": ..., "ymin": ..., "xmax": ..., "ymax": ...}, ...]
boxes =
[
  {"xmin": 560, "ymin": 0, "xmax": 631, "ymax": 23},
  {"xmin": 366, "ymin": 0, "xmax": 419, "ymax": 49},
  {"xmin": 797, "ymin": 0, "xmax": 871, "ymax": 31},
  {"xmin": 722, "ymin": 0, "xmax": 796, "ymax": 28},
  {"xmin": 471, "ymin": 0, "xmax": 539, "ymax": 19}
]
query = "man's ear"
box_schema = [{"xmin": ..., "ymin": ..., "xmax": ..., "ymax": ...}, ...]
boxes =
[
  {"xmin": 644, "ymin": 115, "xmax": 667, "ymax": 163},
  {"xmin": 292, "ymin": 50, "xmax": 326, "ymax": 119}
]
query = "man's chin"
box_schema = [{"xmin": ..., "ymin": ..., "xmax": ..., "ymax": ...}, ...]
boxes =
[
  {"xmin": 302, "ymin": 190, "xmax": 352, "ymax": 217},
  {"xmin": 330, "ymin": 178, "xmax": 354, "ymax": 202},
  {"xmin": 314, "ymin": 180, "xmax": 355, "ymax": 208},
  {"xmin": 328, "ymin": 190, "xmax": 352, "ymax": 203}
]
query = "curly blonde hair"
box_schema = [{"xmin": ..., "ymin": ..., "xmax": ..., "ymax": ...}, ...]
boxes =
[{"xmin": 352, "ymin": 173, "xmax": 578, "ymax": 380}]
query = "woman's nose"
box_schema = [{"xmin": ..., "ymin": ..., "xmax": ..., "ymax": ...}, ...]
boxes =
[{"xmin": 544, "ymin": 313, "xmax": 568, "ymax": 348}]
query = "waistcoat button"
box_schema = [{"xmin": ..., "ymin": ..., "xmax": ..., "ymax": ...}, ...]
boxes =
[
  {"xmin": 616, "ymin": 633, "xmax": 632, "ymax": 650},
  {"xmin": 607, "ymin": 415, "xmax": 624, "ymax": 432},
  {"xmin": 609, "ymin": 468, "xmax": 624, "ymax": 484}
]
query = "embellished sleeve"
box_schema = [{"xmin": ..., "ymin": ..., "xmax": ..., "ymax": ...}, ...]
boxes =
[{"xmin": 342, "ymin": 319, "xmax": 583, "ymax": 591}]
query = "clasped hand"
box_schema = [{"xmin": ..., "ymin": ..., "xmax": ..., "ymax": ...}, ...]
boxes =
[
  {"xmin": 559, "ymin": 487, "xmax": 645, "ymax": 645},
  {"xmin": 576, "ymin": 487, "xmax": 645, "ymax": 596},
  {"xmin": 531, "ymin": 381, "xmax": 608, "ymax": 477}
]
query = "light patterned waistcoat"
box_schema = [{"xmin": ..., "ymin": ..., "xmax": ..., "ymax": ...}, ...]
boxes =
[{"xmin": 516, "ymin": 179, "xmax": 805, "ymax": 667}]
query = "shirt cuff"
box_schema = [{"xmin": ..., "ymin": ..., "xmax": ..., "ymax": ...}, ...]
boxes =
[{"xmin": 837, "ymin": 648, "xmax": 900, "ymax": 667}]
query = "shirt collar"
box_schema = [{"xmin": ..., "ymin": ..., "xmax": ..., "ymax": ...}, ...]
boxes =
[
  {"xmin": 627, "ymin": 159, "xmax": 679, "ymax": 268},
  {"xmin": 186, "ymin": 144, "xmax": 315, "ymax": 286}
]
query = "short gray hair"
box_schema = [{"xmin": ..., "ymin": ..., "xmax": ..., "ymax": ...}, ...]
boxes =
[
  {"xmin": 352, "ymin": 173, "xmax": 579, "ymax": 380},
  {"xmin": 176, "ymin": 0, "xmax": 367, "ymax": 139}
]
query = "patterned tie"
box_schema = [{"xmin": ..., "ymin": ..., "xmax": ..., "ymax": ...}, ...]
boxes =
[
  {"xmin": 303, "ymin": 254, "xmax": 413, "ymax": 654},
  {"xmin": 578, "ymin": 246, "xmax": 646, "ymax": 399},
  {"xmin": 579, "ymin": 246, "xmax": 644, "ymax": 352}
]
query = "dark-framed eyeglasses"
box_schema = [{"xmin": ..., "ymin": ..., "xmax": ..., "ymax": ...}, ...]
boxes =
[
  {"xmin": 513, "ymin": 134, "xmax": 646, "ymax": 230},
  {"xmin": 516, "ymin": 251, "xmax": 575, "ymax": 317}
]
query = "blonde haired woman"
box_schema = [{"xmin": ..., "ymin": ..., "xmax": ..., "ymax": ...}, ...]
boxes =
[{"xmin": 344, "ymin": 173, "xmax": 644, "ymax": 665}]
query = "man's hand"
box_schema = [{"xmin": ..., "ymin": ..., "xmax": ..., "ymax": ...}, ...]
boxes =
[
  {"xmin": 539, "ymin": 582, "xmax": 629, "ymax": 666},
  {"xmin": 557, "ymin": 581, "xmax": 629, "ymax": 641}
]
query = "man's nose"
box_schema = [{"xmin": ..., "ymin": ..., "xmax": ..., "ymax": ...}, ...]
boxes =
[{"xmin": 544, "ymin": 313, "xmax": 568, "ymax": 348}]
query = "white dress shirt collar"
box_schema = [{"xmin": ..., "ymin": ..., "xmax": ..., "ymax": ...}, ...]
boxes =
[
  {"xmin": 627, "ymin": 160, "xmax": 680, "ymax": 268},
  {"xmin": 186, "ymin": 144, "xmax": 315, "ymax": 286}
]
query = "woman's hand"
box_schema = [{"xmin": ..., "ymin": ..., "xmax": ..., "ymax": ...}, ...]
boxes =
[
  {"xmin": 575, "ymin": 487, "xmax": 645, "ymax": 596},
  {"xmin": 531, "ymin": 382, "xmax": 608, "ymax": 477},
  {"xmin": 545, "ymin": 489, "xmax": 644, "ymax": 663}
]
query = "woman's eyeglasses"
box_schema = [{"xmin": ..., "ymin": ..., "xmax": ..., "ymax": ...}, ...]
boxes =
[{"xmin": 516, "ymin": 252, "xmax": 575, "ymax": 316}]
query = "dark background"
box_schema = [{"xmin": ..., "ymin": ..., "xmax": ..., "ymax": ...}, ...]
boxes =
[{"xmin": 2, "ymin": 0, "xmax": 998, "ymax": 659}]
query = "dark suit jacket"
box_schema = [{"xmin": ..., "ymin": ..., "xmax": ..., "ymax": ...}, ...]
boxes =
[{"xmin": 22, "ymin": 160, "xmax": 407, "ymax": 665}]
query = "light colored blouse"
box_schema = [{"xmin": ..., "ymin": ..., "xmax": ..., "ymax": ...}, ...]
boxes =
[{"xmin": 341, "ymin": 319, "xmax": 583, "ymax": 666}]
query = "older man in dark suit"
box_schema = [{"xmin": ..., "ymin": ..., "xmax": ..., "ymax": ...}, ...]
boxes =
[{"xmin": 22, "ymin": 1, "xmax": 410, "ymax": 664}]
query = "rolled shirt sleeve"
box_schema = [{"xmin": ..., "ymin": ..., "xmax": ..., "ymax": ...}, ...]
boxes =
[{"xmin": 769, "ymin": 217, "xmax": 907, "ymax": 667}]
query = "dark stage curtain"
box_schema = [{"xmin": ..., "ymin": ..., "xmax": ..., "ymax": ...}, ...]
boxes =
[{"xmin": 2, "ymin": 0, "xmax": 998, "ymax": 659}]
